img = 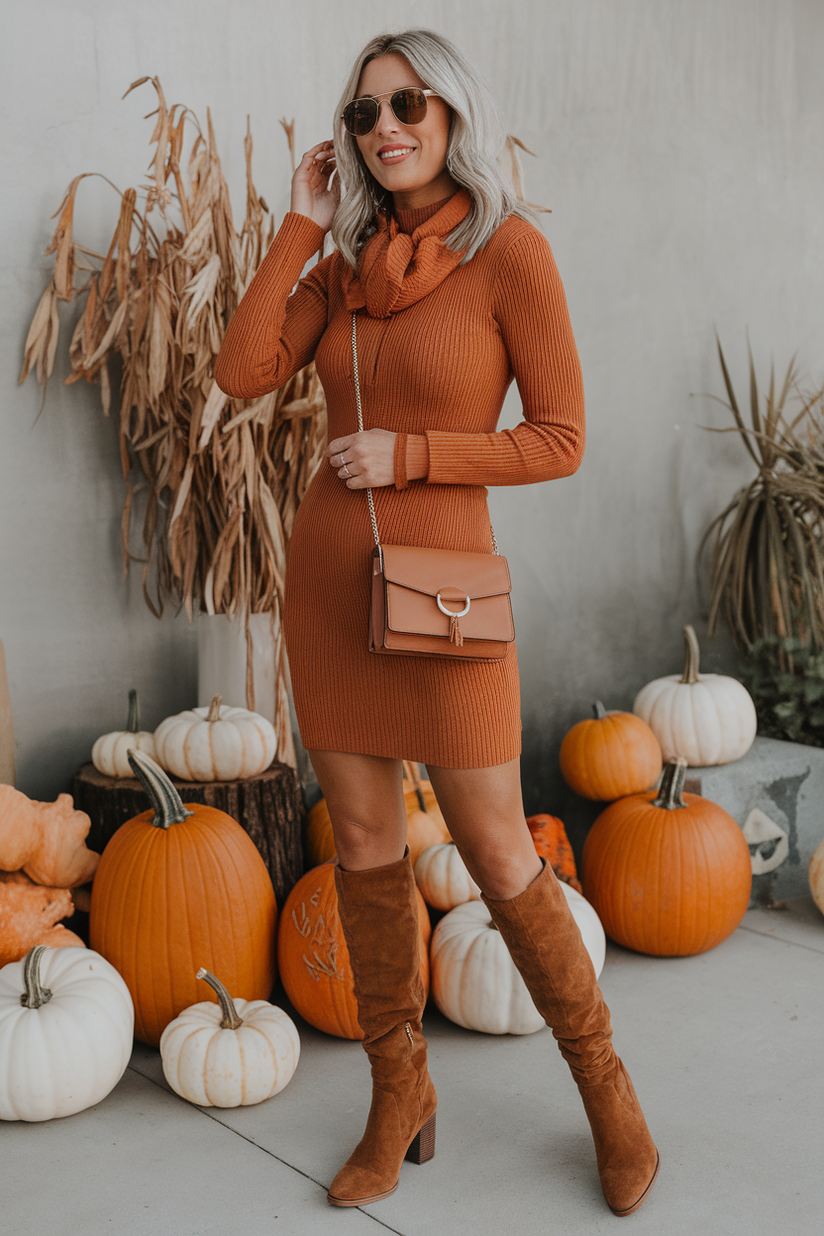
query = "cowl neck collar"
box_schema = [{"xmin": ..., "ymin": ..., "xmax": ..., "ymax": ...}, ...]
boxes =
[{"xmin": 342, "ymin": 188, "xmax": 471, "ymax": 318}]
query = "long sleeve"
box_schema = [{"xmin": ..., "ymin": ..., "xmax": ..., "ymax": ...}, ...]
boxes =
[
  {"xmin": 214, "ymin": 212, "xmax": 329, "ymax": 399},
  {"xmin": 422, "ymin": 228, "xmax": 585, "ymax": 486}
]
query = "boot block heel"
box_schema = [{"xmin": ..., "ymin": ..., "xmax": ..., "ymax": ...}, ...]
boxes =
[{"xmin": 405, "ymin": 1112, "xmax": 436, "ymax": 1165}]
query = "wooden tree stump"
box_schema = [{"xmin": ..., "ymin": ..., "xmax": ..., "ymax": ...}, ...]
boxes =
[{"xmin": 72, "ymin": 761, "xmax": 304, "ymax": 908}]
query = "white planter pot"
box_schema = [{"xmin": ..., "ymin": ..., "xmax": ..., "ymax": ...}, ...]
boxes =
[
  {"xmin": 197, "ymin": 614, "xmax": 277, "ymax": 722},
  {"xmin": 196, "ymin": 613, "xmax": 302, "ymax": 772}
]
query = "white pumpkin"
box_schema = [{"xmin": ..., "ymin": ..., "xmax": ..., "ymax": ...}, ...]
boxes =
[
  {"xmin": 160, "ymin": 968, "xmax": 300, "ymax": 1107},
  {"xmin": 92, "ymin": 689, "xmax": 157, "ymax": 778},
  {"xmin": 809, "ymin": 838, "xmax": 824, "ymax": 917},
  {"xmin": 414, "ymin": 842, "xmax": 482, "ymax": 911},
  {"xmin": 633, "ymin": 624, "xmax": 757, "ymax": 766},
  {"xmin": 430, "ymin": 886, "xmax": 606, "ymax": 1036},
  {"xmin": 153, "ymin": 695, "xmax": 277, "ymax": 782},
  {"xmin": 0, "ymin": 945, "xmax": 134, "ymax": 1121}
]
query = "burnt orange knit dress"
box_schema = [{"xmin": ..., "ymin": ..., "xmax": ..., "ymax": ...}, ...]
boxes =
[{"xmin": 215, "ymin": 190, "xmax": 584, "ymax": 768}]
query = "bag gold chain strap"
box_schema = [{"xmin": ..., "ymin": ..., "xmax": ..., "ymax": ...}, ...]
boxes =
[
  {"xmin": 350, "ymin": 311, "xmax": 512, "ymax": 658},
  {"xmin": 349, "ymin": 312, "xmax": 499, "ymax": 559}
]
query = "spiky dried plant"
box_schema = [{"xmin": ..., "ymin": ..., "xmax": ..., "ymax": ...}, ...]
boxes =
[
  {"xmin": 701, "ymin": 338, "xmax": 824, "ymax": 654},
  {"xmin": 19, "ymin": 79, "xmax": 328, "ymax": 768}
]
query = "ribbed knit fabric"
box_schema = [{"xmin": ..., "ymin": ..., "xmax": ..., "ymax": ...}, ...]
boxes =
[{"xmin": 215, "ymin": 197, "xmax": 585, "ymax": 768}]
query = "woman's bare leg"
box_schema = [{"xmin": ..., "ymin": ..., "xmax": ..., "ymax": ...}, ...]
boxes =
[
  {"xmin": 425, "ymin": 757, "xmax": 541, "ymax": 899},
  {"xmin": 308, "ymin": 749, "xmax": 407, "ymax": 869}
]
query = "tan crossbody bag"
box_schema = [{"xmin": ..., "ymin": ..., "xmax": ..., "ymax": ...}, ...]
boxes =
[{"xmin": 350, "ymin": 313, "xmax": 515, "ymax": 661}]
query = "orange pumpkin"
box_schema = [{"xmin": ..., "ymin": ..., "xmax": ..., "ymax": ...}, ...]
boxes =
[
  {"xmin": 305, "ymin": 773, "xmax": 450, "ymax": 867},
  {"xmin": 89, "ymin": 750, "xmax": 277, "ymax": 1047},
  {"xmin": 278, "ymin": 861, "xmax": 431, "ymax": 1039},
  {"xmin": 560, "ymin": 701, "xmax": 662, "ymax": 801},
  {"xmin": 581, "ymin": 757, "xmax": 751, "ymax": 956},
  {"xmin": 526, "ymin": 814, "xmax": 582, "ymax": 893}
]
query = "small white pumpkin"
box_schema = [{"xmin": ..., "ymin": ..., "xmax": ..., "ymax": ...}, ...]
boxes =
[
  {"xmin": 430, "ymin": 886, "xmax": 606, "ymax": 1036},
  {"xmin": 633, "ymin": 624, "xmax": 757, "ymax": 766},
  {"xmin": 415, "ymin": 842, "xmax": 482, "ymax": 911},
  {"xmin": 0, "ymin": 945, "xmax": 134, "ymax": 1121},
  {"xmin": 160, "ymin": 968, "xmax": 300, "ymax": 1107},
  {"xmin": 153, "ymin": 695, "xmax": 277, "ymax": 782},
  {"xmin": 92, "ymin": 689, "xmax": 157, "ymax": 778}
]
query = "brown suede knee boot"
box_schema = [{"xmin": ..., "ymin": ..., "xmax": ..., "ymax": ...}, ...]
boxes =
[
  {"xmin": 482, "ymin": 861, "xmax": 659, "ymax": 1217},
  {"xmin": 327, "ymin": 849, "xmax": 437, "ymax": 1207}
]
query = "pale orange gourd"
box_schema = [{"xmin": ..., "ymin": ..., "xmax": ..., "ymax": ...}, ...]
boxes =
[
  {"xmin": 0, "ymin": 871, "xmax": 84, "ymax": 966},
  {"xmin": 0, "ymin": 786, "xmax": 100, "ymax": 887},
  {"xmin": 277, "ymin": 861, "xmax": 431, "ymax": 1040},
  {"xmin": 560, "ymin": 701, "xmax": 662, "ymax": 801},
  {"xmin": 581, "ymin": 757, "xmax": 752, "ymax": 956},
  {"xmin": 89, "ymin": 750, "xmax": 277, "ymax": 1047}
]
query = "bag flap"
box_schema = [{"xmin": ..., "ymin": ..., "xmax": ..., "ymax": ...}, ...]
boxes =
[
  {"xmin": 385, "ymin": 583, "xmax": 515, "ymax": 642},
  {"xmin": 381, "ymin": 544, "xmax": 511, "ymax": 600}
]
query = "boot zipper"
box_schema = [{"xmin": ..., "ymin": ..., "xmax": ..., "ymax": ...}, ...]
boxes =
[{"xmin": 404, "ymin": 1021, "xmax": 414, "ymax": 1046}]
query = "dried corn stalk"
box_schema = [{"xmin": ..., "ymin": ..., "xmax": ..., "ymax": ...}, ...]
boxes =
[{"xmin": 20, "ymin": 78, "xmax": 328, "ymax": 768}]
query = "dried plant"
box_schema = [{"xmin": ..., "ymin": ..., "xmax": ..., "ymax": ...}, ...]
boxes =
[
  {"xmin": 19, "ymin": 78, "xmax": 329, "ymax": 768},
  {"xmin": 700, "ymin": 338, "xmax": 824, "ymax": 653}
]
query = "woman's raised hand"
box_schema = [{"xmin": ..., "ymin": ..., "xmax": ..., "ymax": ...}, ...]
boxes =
[
  {"xmin": 290, "ymin": 141, "xmax": 340, "ymax": 233},
  {"xmin": 327, "ymin": 430, "xmax": 397, "ymax": 489}
]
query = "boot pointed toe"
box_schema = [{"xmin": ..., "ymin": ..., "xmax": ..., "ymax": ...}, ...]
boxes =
[
  {"xmin": 327, "ymin": 1163, "xmax": 400, "ymax": 1208},
  {"xmin": 604, "ymin": 1149, "xmax": 660, "ymax": 1217}
]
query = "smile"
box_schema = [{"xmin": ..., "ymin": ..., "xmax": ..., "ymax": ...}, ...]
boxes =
[{"xmin": 378, "ymin": 147, "xmax": 415, "ymax": 162}]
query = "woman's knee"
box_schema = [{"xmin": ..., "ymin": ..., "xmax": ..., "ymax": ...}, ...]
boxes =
[
  {"xmin": 455, "ymin": 832, "xmax": 542, "ymax": 901},
  {"xmin": 330, "ymin": 809, "xmax": 408, "ymax": 870}
]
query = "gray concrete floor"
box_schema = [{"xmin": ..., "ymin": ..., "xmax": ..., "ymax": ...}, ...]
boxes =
[{"xmin": 3, "ymin": 898, "xmax": 823, "ymax": 1236}]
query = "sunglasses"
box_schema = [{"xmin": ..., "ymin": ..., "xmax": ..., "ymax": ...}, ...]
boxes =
[{"xmin": 341, "ymin": 87, "xmax": 440, "ymax": 137}]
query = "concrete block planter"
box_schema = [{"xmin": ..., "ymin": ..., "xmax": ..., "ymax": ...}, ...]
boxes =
[{"xmin": 689, "ymin": 736, "xmax": 824, "ymax": 906}]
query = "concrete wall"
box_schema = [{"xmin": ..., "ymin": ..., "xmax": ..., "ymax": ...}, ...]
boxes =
[{"xmin": 2, "ymin": 0, "xmax": 824, "ymax": 807}]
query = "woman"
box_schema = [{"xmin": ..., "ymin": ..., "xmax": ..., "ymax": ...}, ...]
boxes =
[{"xmin": 215, "ymin": 28, "xmax": 658, "ymax": 1217}]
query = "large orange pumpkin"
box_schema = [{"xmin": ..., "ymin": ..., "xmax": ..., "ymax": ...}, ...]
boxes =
[
  {"xmin": 278, "ymin": 861, "xmax": 431, "ymax": 1039},
  {"xmin": 305, "ymin": 772, "xmax": 450, "ymax": 867},
  {"xmin": 560, "ymin": 701, "xmax": 662, "ymax": 801},
  {"xmin": 89, "ymin": 750, "xmax": 277, "ymax": 1046},
  {"xmin": 581, "ymin": 757, "xmax": 751, "ymax": 956}
]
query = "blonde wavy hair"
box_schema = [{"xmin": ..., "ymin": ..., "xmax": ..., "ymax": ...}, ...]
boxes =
[{"xmin": 331, "ymin": 29, "xmax": 531, "ymax": 269}]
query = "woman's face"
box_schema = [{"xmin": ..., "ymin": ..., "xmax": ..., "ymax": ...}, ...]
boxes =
[{"xmin": 353, "ymin": 53, "xmax": 457, "ymax": 210}]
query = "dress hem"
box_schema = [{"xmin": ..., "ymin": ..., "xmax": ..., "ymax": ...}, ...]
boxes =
[{"xmin": 298, "ymin": 731, "xmax": 522, "ymax": 770}]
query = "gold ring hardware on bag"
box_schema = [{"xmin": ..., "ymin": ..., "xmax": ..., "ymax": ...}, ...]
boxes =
[
  {"xmin": 352, "ymin": 313, "xmax": 515, "ymax": 661},
  {"xmin": 436, "ymin": 590, "xmax": 470, "ymax": 618},
  {"xmin": 436, "ymin": 590, "xmax": 471, "ymax": 647}
]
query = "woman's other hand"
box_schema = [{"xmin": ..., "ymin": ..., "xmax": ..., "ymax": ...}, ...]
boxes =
[
  {"xmin": 327, "ymin": 430, "xmax": 397, "ymax": 488},
  {"xmin": 290, "ymin": 141, "xmax": 340, "ymax": 232}
]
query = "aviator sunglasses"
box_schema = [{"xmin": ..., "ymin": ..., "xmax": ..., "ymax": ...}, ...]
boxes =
[{"xmin": 341, "ymin": 87, "xmax": 441, "ymax": 137}]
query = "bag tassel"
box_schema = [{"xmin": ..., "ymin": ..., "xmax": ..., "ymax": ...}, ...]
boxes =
[{"xmin": 449, "ymin": 614, "xmax": 464, "ymax": 647}]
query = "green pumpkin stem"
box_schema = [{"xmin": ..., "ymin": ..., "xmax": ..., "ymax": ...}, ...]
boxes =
[
  {"xmin": 680, "ymin": 625, "xmax": 701, "ymax": 685},
  {"xmin": 653, "ymin": 757, "xmax": 689, "ymax": 810},
  {"xmin": 127, "ymin": 749, "xmax": 193, "ymax": 829},
  {"xmin": 207, "ymin": 695, "xmax": 223, "ymax": 723},
  {"xmin": 196, "ymin": 967, "xmax": 244, "ymax": 1030},
  {"xmin": 127, "ymin": 688, "xmax": 140, "ymax": 733},
  {"xmin": 593, "ymin": 701, "xmax": 608, "ymax": 720},
  {"xmin": 20, "ymin": 946, "xmax": 53, "ymax": 1009}
]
